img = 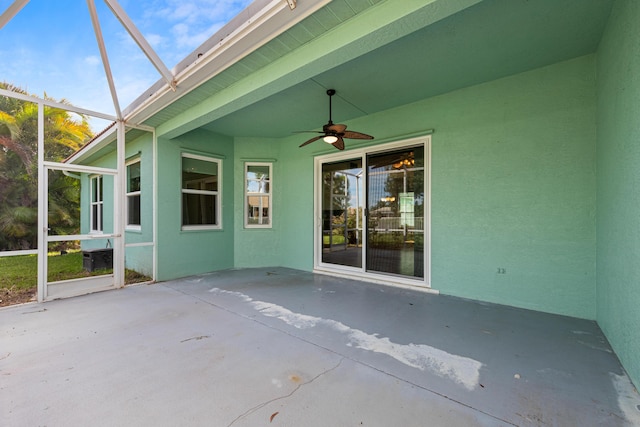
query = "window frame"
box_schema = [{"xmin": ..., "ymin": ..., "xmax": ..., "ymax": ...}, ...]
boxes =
[
  {"xmin": 90, "ymin": 174, "xmax": 103, "ymax": 233},
  {"xmin": 126, "ymin": 157, "xmax": 141, "ymax": 231},
  {"xmin": 181, "ymin": 153, "xmax": 222, "ymax": 231},
  {"xmin": 244, "ymin": 162, "xmax": 272, "ymax": 229}
]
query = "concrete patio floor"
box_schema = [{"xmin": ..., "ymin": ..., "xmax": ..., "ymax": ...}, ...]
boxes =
[{"xmin": 2, "ymin": 267, "xmax": 639, "ymax": 426}]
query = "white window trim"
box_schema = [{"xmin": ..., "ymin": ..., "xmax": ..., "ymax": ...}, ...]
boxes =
[
  {"xmin": 126, "ymin": 157, "xmax": 142, "ymax": 231},
  {"xmin": 90, "ymin": 174, "xmax": 103, "ymax": 234},
  {"xmin": 181, "ymin": 152, "xmax": 222, "ymax": 231},
  {"xmin": 245, "ymin": 162, "xmax": 272, "ymax": 229}
]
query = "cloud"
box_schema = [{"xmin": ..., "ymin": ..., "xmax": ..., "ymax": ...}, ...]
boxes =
[
  {"xmin": 84, "ymin": 55, "xmax": 101, "ymax": 66},
  {"xmin": 141, "ymin": 0, "xmax": 252, "ymax": 59},
  {"xmin": 149, "ymin": 0, "xmax": 247, "ymax": 23},
  {"xmin": 170, "ymin": 22, "xmax": 210, "ymax": 50},
  {"xmin": 144, "ymin": 33, "xmax": 166, "ymax": 49}
]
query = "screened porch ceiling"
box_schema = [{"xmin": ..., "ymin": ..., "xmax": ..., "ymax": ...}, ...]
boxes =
[{"xmin": 139, "ymin": 0, "xmax": 613, "ymax": 140}]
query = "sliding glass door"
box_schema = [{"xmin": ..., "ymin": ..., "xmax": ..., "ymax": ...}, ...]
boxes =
[
  {"xmin": 321, "ymin": 159, "xmax": 363, "ymax": 268},
  {"xmin": 316, "ymin": 137, "xmax": 429, "ymax": 285},
  {"xmin": 366, "ymin": 146, "xmax": 424, "ymax": 278}
]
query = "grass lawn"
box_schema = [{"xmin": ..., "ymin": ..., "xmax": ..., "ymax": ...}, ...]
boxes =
[
  {"xmin": 323, "ymin": 235, "xmax": 346, "ymax": 245},
  {"xmin": 0, "ymin": 252, "xmax": 152, "ymax": 306}
]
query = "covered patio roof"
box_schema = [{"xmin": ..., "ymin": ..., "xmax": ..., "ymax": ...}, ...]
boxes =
[
  {"xmin": 140, "ymin": 0, "xmax": 613, "ymax": 140},
  {"xmin": 2, "ymin": 268, "xmax": 638, "ymax": 425},
  {"xmin": 66, "ymin": 0, "xmax": 614, "ymax": 163}
]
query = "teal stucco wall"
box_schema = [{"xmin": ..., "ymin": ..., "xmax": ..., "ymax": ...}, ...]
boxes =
[
  {"xmin": 428, "ymin": 55, "xmax": 597, "ymax": 320},
  {"xmin": 156, "ymin": 128, "xmax": 235, "ymax": 281},
  {"xmin": 595, "ymin": 0, "xmax": 640, "ymax": 389},
  {"xmin": 278, "ymin": 55, "xmax": 597, "ymax": 320},
  {"xmin": 122, "ymin": 134, "xmax": 154, "ymax": 277},
  {"xmin": 277, "ymin": 140, "xmax": 317, "ymax": 272},
  {"xmin": 78, "ymin": 132, "xmax": 154, "ymax": 277},
  {"xmin": 233, "ymin": 137, "xmax": 283, "ymax": 268}
]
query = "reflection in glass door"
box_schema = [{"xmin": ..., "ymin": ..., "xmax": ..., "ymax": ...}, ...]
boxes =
[
  {"xmin": 321, "ymin": 159, "xmax": 363, "ymax": 268},
  {"xmin": 366, "ymin": 146, "xmax": 424, "ymax": 278}
]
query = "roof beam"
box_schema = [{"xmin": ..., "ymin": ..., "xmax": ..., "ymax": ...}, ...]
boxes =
[
  {"xmin": 103, "ymin": 0, "xmax": 176, "ymax": 91},
  {"xmin": 87, "ymin": 0, "xmax": 122, "ymax": 120},
  {"xmin": 0, "ymin": 0, "xmax": 29, "ymax": 30},
  {"xmin": 0, "ymin": 87, "xmax": 117, "ymax": 121}
]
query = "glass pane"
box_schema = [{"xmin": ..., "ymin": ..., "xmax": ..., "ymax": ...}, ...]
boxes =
[
  {"xmin": 92, "ymin": 177, "xmax": 98, "ymax": 202},
  {"xmin": 247, "ymin": 165, "xmax": 270, "ymax": 177},
  {"xmin": 92, "ymin": 205, "xmax": 99, "ymax": 230},
  {"xmin": 367, "ymin": 146, "xmax": 424, "ymax": 278},
  {"xmin": 261, "ymin": 210, "xmax": 270, "ymax": 225},
  {"xmin": 246, "ymin": 165, "xmax": 270, "ymax": 193},
  {"xmin": 183, "ymin": 157, "xmax": 218, "ymax": 191},
  {"xmin": 128, "ymin": 162, "xmax": 141, "ymax": 192},
  {"xmin": 128, "ymin": 195, "xmax": 141, "ymax": 226},
  {"xmin": 182, "ymin": 193, "xmax": 216, "ymax": 226},
  {"xmin": 247, "ymin": 179, "xmax": 270, "ymax": 193},
  {"xmin": 247, "ymin": 196, "xmax": 269, "ymax": 225},
  {"xmin": 321, "ymin": 158, "xmax": 363, "ymax": 268},
  {"xmin": 182, "ymin": 156, "xmax": 217, "ymax": 174}
]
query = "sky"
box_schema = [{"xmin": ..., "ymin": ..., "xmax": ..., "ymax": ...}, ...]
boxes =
[{"xmin": 0, "ymin": 0, "xmax": 252, "ymax": 130}]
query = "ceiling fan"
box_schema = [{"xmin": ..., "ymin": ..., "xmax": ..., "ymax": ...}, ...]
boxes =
[{"xmin": 298, "ymin": 89, "xmax": 374, "ymax": 151}]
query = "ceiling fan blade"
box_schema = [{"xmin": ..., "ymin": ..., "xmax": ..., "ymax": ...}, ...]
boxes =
[
  {"xmin": 332, "ymin": 137, "xmax": 345, "ymax": 150},
  {"xmin": 343, "ymin": 130, "xmax": 374, "ymax": 140},
  {"xmin": 326, "ymin": 123, "xmax": 347, "ymax": 133},
  {"xmin": 297, "ymin": 89, "xmax": 373, "ymax": 150},
  {"xmin": 299, "ymin": 135, "xmax": 324, "ymax": 147}
]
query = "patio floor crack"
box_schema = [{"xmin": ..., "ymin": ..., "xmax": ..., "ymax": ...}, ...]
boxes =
[
  {"xmin": 226, "ymin": 357, "xmax": 345, "ymax": 427},
  {"xmin": 169, "ymin": 284, "xmax": 517, "ymax": 426}
]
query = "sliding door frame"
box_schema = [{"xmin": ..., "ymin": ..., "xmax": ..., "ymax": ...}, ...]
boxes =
[{"xmin": 313, "ymin": 135, "xmax": 432, "ymax": 290}]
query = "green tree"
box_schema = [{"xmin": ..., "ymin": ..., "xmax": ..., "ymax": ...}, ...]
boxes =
[{"xmin": 0, "ymin": 83, "xmax": 93, "ymax": 251}]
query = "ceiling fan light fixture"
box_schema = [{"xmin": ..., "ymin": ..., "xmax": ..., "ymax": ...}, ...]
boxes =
[
  {"xmin": 298, "ymin": 89, "xmax": 374, "ymax": 151},
  {"xmin": 323, "ymin": 135, "xmax": 338, "ymax": 144}
]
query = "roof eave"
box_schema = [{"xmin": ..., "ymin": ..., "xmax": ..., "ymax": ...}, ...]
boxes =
[
  {"xmin": 122, "ymin": 0, "xmax": 331, "ymax": 130},
  {"xmin": 65, "ymin": 122, "xmax": 117, "ymax": 164}
]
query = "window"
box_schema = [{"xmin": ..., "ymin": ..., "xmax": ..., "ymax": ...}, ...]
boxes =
[
  {"xmin": 90, "ymin": 175, "xmax": 103, "ymax": 233},
  {"xmin": 126, "ymin": 158, "xmax": 141, "ymax": 229},
  {"xmin": 181, "ymin": 153, "xmax": 221, "ymax": 229},
  {"xmin": 245, "ymin": 162, "xmax": 272, "ymax": 228}
]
